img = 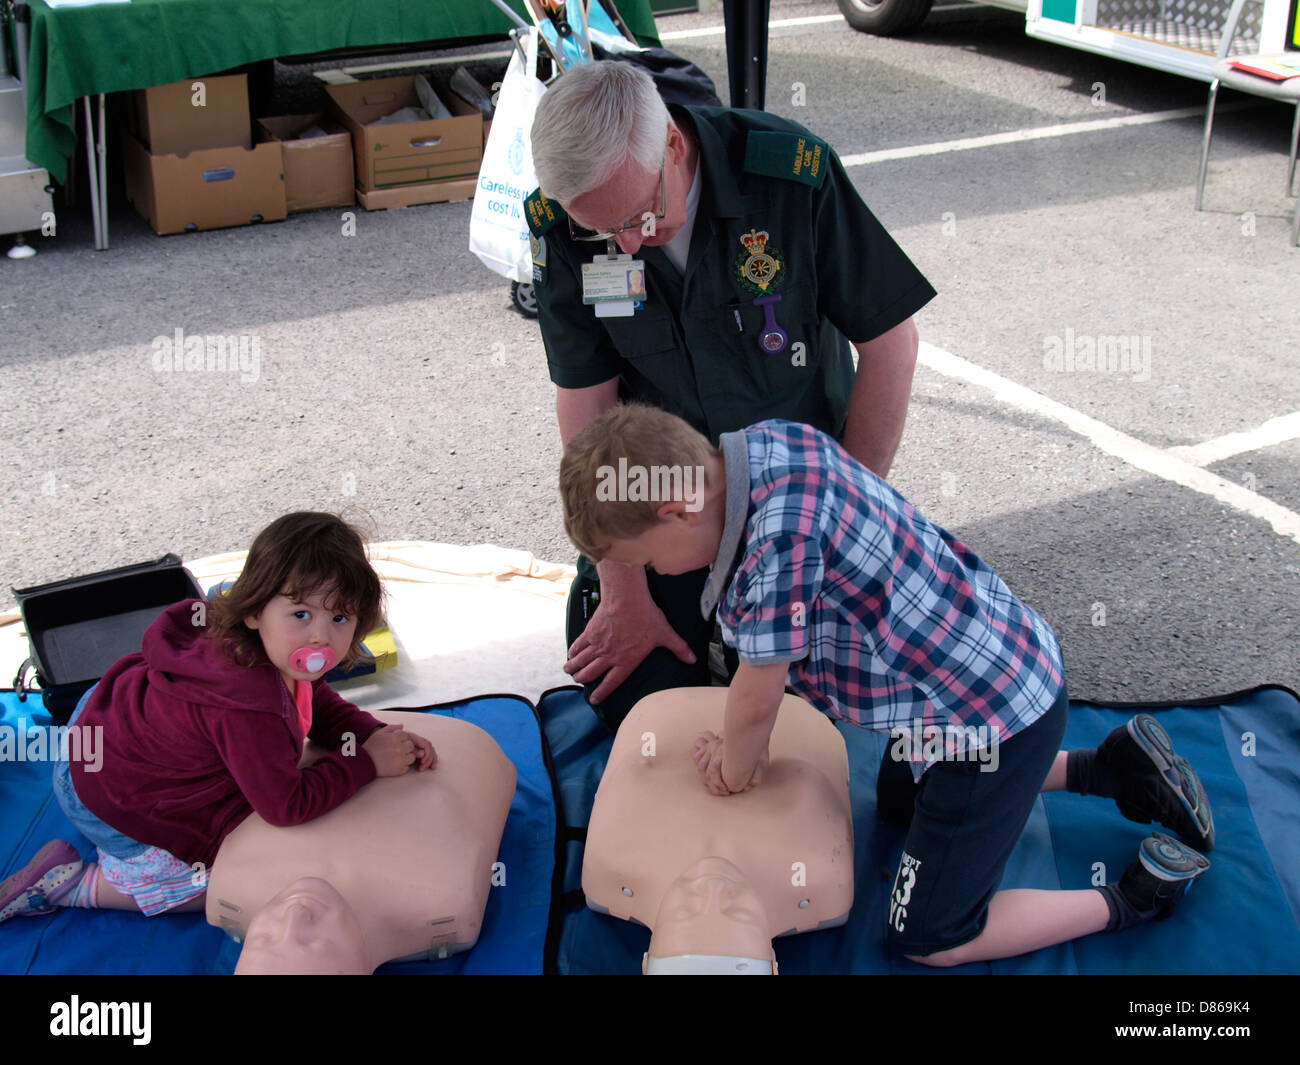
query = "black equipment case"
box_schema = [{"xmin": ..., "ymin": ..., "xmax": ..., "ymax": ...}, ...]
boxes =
[{"xmin": 12, "ymin": 553, "xmax": 204, "ymax": 724}]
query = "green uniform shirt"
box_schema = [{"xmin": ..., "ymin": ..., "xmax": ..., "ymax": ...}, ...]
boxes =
[
  {"xmin": 529, "ymin": 104, "xmax": 935, "ymax": 433},
  {"xmin": 528, "ymin": 105, "xmax": 936, "ymax": 579}
]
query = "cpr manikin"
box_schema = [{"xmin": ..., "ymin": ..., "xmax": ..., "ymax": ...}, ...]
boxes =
[
  {"xmin": 234, "ymin": 877, "xmax": 368, "ymax": 975},
  {"xmin": 582, "ymin": 688, "xmax": 854, "ymax": 974},
  {"xmin": 208, "ymin": 710, "xmax": 515, "ymax": 973}
]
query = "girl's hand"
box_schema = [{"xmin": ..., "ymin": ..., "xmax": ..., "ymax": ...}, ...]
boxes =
[
  {"xmin": 408, "ymin": 731, "xmax": 438, "ymax": 771},
  {"xmin": 362, "ymin": 724, "xmax": 419, "ymax": 777}
]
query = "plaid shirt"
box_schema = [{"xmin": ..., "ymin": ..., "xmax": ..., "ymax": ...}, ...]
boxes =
[{"xmin": 703, "ymin": 421, "xmax": 1064, "ymax": 776}]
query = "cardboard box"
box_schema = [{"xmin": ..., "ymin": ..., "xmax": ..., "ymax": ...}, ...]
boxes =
[
  {"xmin": 325, "ymin": 75, "xmax": 483, "ymax": 191},
  {"xmin": 131, "ymin": 74, "xmax": 252, "ymax": 156},
  {"xmin": 121, "ymin": 130, "xmax": 286, "ymax": 235},
  {"xmin": 356, "ymin": 177, "xmax": 477, "ymax": 211},
  {"xmin": 255, "ymin": 114, "xmax": 355, "ymax": 213}
]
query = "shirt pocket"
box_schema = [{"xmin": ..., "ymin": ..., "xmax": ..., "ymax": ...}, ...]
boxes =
[
  {"xmin": 600, "ymin": 303, "xmax": 678, "ymax": 357},
  {"xmin": 703, "ymin": 287, "xmax": 825, "ymax": 407},
  {"xmin": 601, "ymin": 304, "xmax": 691, "ymax": 398}
]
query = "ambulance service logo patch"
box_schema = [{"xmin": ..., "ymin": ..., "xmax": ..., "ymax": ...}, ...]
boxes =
[{"xmin": 735, "ymin": 229, "xmax": 784, "ymax": 295}]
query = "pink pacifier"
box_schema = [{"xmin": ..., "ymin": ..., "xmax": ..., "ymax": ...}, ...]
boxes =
[{"xmin": 290, "ymin": 646, "xmax": 336, "ymax": 674}]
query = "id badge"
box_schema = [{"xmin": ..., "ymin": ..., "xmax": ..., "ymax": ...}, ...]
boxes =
[{"xmin": 583, "ymin": 253, "xmax": 644, "ymax": 318}]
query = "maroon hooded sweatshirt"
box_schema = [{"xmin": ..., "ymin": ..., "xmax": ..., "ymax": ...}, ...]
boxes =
[{"xmin": 68, "ymin": 600, "xmax": 383, "ymax": 868}]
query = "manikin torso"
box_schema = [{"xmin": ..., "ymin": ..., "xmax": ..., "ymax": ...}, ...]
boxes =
[
  {"xmin": 207, "ymin": 709, "xmax": 515, "ymax": 973},
  {"xmin": 582, "ymin": 688, "xmax": 855, "ymax": 972}
]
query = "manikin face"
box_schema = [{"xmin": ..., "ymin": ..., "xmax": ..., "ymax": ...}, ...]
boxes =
[
  {"xmin": 234, "ymin": 877, "xmax": 370, "ymax": 975},
  {"xmin": 245, "ymin": 587, "xmax": 358, "ymax": 691},
  {"xmin": 646, "ymin": 858, "xmax": 774, "ymax": 970},
  {"xmin": 565, "ymin": 121, "xmax": 693, "ymax": 255}
]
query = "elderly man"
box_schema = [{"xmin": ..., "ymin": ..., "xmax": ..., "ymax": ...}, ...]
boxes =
[{"xmin": 526, "ymin": 61, "xmax": 935, "ymax": 732}]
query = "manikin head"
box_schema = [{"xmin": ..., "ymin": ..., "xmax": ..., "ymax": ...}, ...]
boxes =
[
  {"xmin": 643, "ymin": 858, "xmax": 777, "ymax": 975},
  {"xmin": 234, "ymin": 877, "xmax": 370, "ymax": 976}
]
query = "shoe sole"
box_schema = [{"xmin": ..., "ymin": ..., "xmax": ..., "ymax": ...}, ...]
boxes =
[
  {"xmin": 1127, "ymin": 714, "xmax": 1215, "ymax": 851},
  {"xmin": 0, "ymin": 841, "xmax": 81, "ymax": 921},
  {"xmin": 1139, "ymin": 832, "xmax": 1212, "ymax": 884}
]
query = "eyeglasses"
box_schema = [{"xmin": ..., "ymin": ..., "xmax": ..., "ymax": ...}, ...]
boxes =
[{"xmin": 568, "ymin": 159, "xmax": 667, "ymax": 242}]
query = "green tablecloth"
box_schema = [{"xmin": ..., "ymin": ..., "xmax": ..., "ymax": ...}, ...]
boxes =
[{"xmin": 25, "ymin": 0, "xmax": 660, "ymax": 184}]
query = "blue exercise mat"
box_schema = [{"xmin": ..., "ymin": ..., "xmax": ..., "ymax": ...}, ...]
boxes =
[
  {"xmin": 0, "ymin": 691, "xmax": 555, "ymax": 975},
  {"xmin": 542, "ymin": 685, "xmax": 1300, "ymax": 975}
]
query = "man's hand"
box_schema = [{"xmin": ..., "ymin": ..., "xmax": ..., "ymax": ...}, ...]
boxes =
[{"xmin": 564, "ymin": 561, "xmax": 696, "ymax": 704}]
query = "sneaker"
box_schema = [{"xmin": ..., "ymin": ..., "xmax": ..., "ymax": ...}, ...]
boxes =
[
  {"xmin": 1126, "ymin": 832, "xmax": 1212, "ymax": 920},
  {"xmin": 1098, "ymin": 714, "xmax": 1215, "ymax": 852},
  {"xmin": 0, "ymin": 840, "xmax": 83, "ymax": 923}
]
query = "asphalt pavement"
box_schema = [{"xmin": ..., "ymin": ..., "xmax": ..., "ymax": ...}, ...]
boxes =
[{"xmin": 2, "ymin": 0, "xmax": 1296, "ymax": 701}]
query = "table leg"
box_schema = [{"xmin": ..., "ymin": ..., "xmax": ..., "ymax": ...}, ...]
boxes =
[
  {"xmin": 82, "ymin": 96, "xmax": 103, "ymax": 250},
  {"xmin": 96, "ymin": 93, "xmax": 108, "ymax": 250}
]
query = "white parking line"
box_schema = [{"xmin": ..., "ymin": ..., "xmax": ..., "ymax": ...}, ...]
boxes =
[
  {"xmin": 1167, "ymin": 411, "xmax": 1300, "ymax": 467},
  {"xmin": 918, "ymin": 341, "xmax": 1300, "ymax": 545},
  {"xmin": 840, "ymin": 107, "xmax": 1212, "ymax": 167},
  {"xmin": 661, "ymin": 14, "xmax": 844, "ymax": 41}
]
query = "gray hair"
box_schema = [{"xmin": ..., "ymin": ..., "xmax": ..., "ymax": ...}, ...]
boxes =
[{"xmin": 531, "ymin": 62, "xmax": 669, "ymax": 205}]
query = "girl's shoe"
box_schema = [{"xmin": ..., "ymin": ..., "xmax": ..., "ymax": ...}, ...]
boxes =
[{"xmin": 0, "ymin": 840, "xmax": 83, "ymax": 922}]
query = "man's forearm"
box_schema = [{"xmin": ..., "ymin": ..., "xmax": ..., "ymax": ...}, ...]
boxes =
[
  {"xmin": 556, "ymin": 379, "xmax": 620, "ymax": 448},
  {"xmin": 841, "ymin": 317, "xmax": 919, "ymax": 480}
]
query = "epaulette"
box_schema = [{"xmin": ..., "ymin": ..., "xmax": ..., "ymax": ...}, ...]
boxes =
[
  {"xmin": 524, "ymin": 189, "xmax": 566, "ymax": 237},
  {"xmin": 742, "ymin": 130, "xmax": 829, "ymax": 189}
]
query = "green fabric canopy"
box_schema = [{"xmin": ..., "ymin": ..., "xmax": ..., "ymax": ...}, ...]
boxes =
[{"xmin": 25, "ymin": 0, "xmax": 660, "ymax": 183}]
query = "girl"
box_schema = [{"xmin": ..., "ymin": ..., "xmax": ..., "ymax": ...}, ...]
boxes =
[{"xmin": 0, "ymin": 512, "xmax": 435, "ymax": 922}]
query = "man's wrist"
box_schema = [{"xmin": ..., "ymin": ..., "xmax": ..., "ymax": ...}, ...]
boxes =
[{"xmin": 594, "ymin": 558, "xmax": 649, "ymax": 597}]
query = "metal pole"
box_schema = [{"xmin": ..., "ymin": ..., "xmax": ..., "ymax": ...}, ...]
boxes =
[
  {"xmin": 96, "ymin": 92, "xmax": 107, "ymax": 249},
  {"xmin": 485, "ymin": 0, "xmax": 531, "ymax": 31},
  {"xmin": 82, "ymin": 96, "xmax": 102, "ymax": 250},
  {"xmin": 722, "ymin": 0, "xmax": 769, "ymax": 111}
]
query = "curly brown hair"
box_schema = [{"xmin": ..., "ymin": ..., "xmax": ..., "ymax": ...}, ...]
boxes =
[{"xmin": 206, "ymin": 512, "xmax": 384, "ymax": 670}]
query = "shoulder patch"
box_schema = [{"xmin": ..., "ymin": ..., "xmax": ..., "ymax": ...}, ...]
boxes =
[
  {"xmin": 524, "ymin": 189, "xmax": 566, "ymax": 237},
  {"xmin": 743, "ymin": 131, "xmax": 828, "ymax": 189}
]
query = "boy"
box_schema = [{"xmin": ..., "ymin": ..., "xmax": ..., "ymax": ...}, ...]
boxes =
[{"xmin": 559, "ymin": 404, "xmax": 1215, "ymax": 966}]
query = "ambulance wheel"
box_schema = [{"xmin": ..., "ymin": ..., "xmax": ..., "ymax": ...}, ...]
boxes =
[
  {"xmin": 836, "ymin": 0, "xmax": 933, "ymax": 36},
  {"xmin": 511, "ymin": 282, "xmax": 539, "ymax": 319}
]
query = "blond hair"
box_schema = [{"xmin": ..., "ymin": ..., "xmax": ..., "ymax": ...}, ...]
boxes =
[{"xmin": 560, "ymin": 404, "xmax": 717, "ymax": 561}]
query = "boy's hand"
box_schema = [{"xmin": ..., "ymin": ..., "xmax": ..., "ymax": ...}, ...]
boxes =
[
  {"xmin": 691, "ymin": 731, "xmax": 769, "ymax": 796},
  {"xmin": 691, "ymin": 730, "xmax": 726, "ymax": 794},
  {"xmin": 363, "ymin": 724, "xmax": 425, "ymax": 777}
]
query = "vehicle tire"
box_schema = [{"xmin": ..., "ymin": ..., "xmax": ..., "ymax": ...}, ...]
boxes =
[
  {"xmin": 511, "ymin": 281, "xmax": 539, "ymax": 319},
  {"xmin": 836, "ymin": 0, "xmax": 934, "ymax": 36}
]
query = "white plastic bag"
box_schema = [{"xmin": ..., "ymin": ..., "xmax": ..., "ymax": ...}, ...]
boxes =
[{"xmin": 469, "ymin": 29, "xmax": 547, "ymax": 282}]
